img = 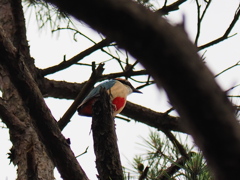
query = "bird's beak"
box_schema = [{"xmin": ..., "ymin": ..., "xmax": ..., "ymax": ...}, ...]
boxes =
[{"xmin": 133, "ymin": 88, "xmax": 142, "ymax": 93}]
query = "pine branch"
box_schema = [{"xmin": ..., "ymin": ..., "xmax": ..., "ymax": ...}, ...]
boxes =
[
  {"xmin": 163, "ymin": 130, "xmax": 188, "ymax": 158},
  {"xmin": 157, "ymin": 152, "xmax": 196, "ymax": 180}
]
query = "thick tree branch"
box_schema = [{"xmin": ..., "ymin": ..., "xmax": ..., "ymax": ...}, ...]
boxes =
[
  {"xmin": 40, "ymin": 69, "xmax": 147, "ymax": 99},
  {"xmin": 122, "ymin": 102, "xmax": 184, "ymax": 133},
  {"xmin": 92, "ymin": 88, "xmax": 123, "ymax": 180},
  {"xmin": 40, "ymin": 78, "xmax": 183, "ymax": 132},
  {"xmin": 0, "ymin": 25, "xmax": 89, "ymax": 180},
  {"xmin": 40, "ymin": 78, "xmax": 85, "ymax": 99},
  {"xmin": 0, "ymin": 98, "xmax": 26, "ymax": 132},
  {"xmin": 43, "ymin": 0, "xmax": 240, "ymax": 178}
]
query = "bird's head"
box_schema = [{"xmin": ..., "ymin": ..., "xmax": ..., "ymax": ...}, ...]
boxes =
[{"xmin": 114, "ymin": 78, "xmax": 142, "ymax": 94}]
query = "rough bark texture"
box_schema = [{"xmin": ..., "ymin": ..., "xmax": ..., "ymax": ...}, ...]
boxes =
[
  {"xmin": 92, "ymin": 89, "xmax": 123, "ymax": 180},
  {"xmin": 0, "ymin": 20, "xmax": 89, "ymax": 180},
  {"xmin": 41, "ymin": 0, "xmax": 240, "ymax": 179},
  {"xmin": 0, "ymin": 0, "xmax": 54, "ymax": 179}
]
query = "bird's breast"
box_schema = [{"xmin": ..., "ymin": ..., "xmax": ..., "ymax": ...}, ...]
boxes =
[{"xmin": 112, "ymin": 97, "xmax": 126, "ymax": 111}]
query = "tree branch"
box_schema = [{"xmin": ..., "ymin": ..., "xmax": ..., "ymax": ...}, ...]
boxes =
[
  {"xmin": 0, "ymin": 24, "xmax": 89, "ymax": 180},
  {"xmin": 41, "ymin": 38, "xmax": 111, "ymax": 76},
  {"xmin": 39, "ymin": 78, "xmax": 184, "ymax": 133},
  {"xmin": 0, "ymin": 98, "xmax": 26, "ymax": 132},
  {"xmin": 157, "ymin": 152, "xmax": 196, "ymax": 180},
  {"xmin": 122, "ymin": 102, "xmax": 185, "ymax": 133},
  {"xmin": 156, "ymin": 0, "xmax": 187, "ymax": 15},
  {"xmin": 58, "ymin": 63, "xmax": 104, "ymax": 130},
  {"xmin": 43, "ymin": 0, "xmax": 240, "ymax": 178},
  {"xmin": 198, "ymin": 4, "xmax": 240, "ymax": 50},
  {"xmin": 40, "ymin": 69, "xmax": 148, "ymax": 99},
  {"xmin": 195, "ymin": 0, "xmax": 212, "ymax": 45},
  {"xmin": 162, "ymin": 130, "xmax": 188, "ymax": 158},
  {"xmin": 92, "ymin": 88, "xmax": 124, "ymax": 180}
]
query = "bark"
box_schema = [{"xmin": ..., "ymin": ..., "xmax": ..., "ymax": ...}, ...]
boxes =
[
  {"xmin": 0, "ymin": 0, "xmax": 54, "ymax": 179},
  {"xmin": 42, "ymin": 0, "xmax": 240, "ymax": 179},
  {"xmin": 40, "ymin": 78, "xmax": 183, "ymax": 132},
  {"xmin": 0, "ymin": 22, "xmax": 89, "ymax": 180},
  {"xmin": 92, "ymin": 88, "xmax": 123, "ymax": 180}
]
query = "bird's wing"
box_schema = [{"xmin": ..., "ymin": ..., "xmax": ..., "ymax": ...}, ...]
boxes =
[{"xmin": 79, "ymin": 80, "xmax": 116, "ymax": 106}]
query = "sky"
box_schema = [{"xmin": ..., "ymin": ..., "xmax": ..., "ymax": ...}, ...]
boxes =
[{"xmin": 1, "ymin": 0, "xmax": 240, "ymax": 179}]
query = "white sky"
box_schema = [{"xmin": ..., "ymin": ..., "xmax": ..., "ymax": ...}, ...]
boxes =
[{"xmin": 1, "ymin": 0, "xmax": 240, "ymax": 179}]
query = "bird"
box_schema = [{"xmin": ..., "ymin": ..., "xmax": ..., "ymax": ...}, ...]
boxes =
[{"xmin": 77, "ymin": 78, "xmax": 142, "ymax": 117}]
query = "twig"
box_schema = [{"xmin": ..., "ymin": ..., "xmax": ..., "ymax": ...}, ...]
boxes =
[
  {"xmin": 52, "ymin": 27, "xmax": 97, "ymax": 43},
  {"xmin": 226, "ymin": 84, "xmax": 240, "ymax": 93},
  {"xmin": 58, "ymin": 63, "xmax": 104, "ymax": 130},
  {"xmin": 198, "ymin": 4, "xmax": 240, "ymax": 50},
  {"xmin": 100, "ymin": 70, "xmax": 148, "ymax": 81},
  {"xmin": 164, "ymin": 107, "xmax": 174, "ymax": 115},
  {"xmin": 195, "ymin": 0, "xmax": 212, "ymax": 45},
  {"xmin": 115, "ymin": 115, "xmax": 131, "ymax": 122},
  {"xmin": 76, "ymin": 146, "xmax": 89, "ymax": 158},
  {"xmin": 215, "ymin": 60, "xmax": 240, "ymax": 78},
  {"xmin": 41, "ymin": 38, "xmax": 111, "ymax": 76},
  {"xmin": 156, "ymin": 0, "xmax": 187, "ymax": 15}
]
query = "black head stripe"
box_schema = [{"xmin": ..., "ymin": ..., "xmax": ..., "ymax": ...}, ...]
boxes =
[{"xmin": 115, "ymin": 78, "xmax": 134, "ymax": 89}]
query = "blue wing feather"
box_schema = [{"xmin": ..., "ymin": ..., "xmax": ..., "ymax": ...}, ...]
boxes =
[{"xmin": 80, "ymin": 79, "xmax": 116, "ymax": 105}]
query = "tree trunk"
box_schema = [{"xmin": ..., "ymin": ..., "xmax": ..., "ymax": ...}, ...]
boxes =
[{"xmin": 0, "ymin": 0, "xmax": 54, "ymax": 179}]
